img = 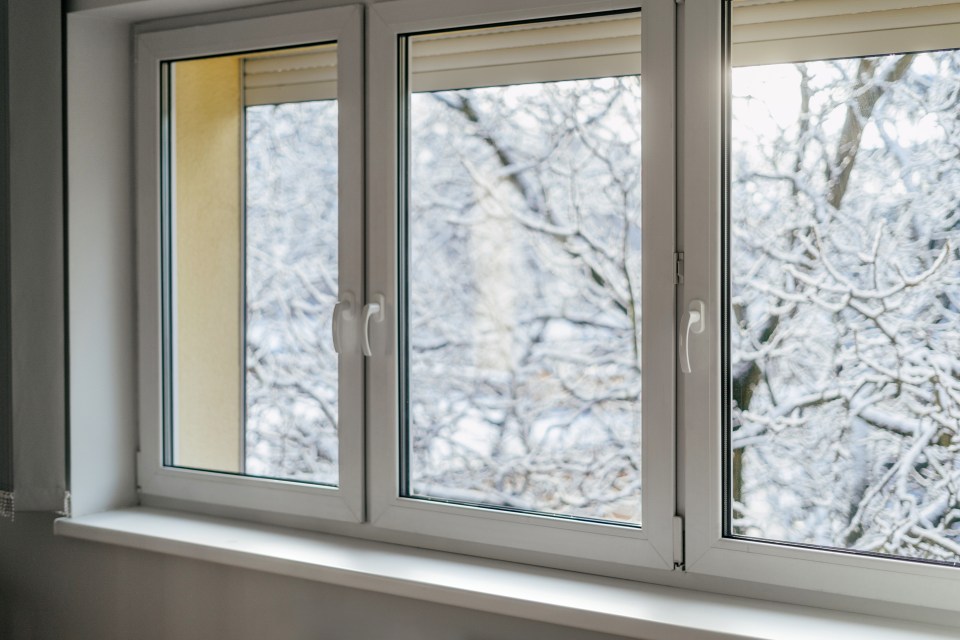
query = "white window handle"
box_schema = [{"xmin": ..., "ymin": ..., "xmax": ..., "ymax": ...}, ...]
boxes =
[
  {"xmin": 362, "ymin": 294, "xmax": 385, "ymax": 357},
  {"xmin": 679, "ymin": 299, "xmax": 705, "ymax": 374},
  {"xmin": 332, "ymin": 293, "xmax": 355, "ymax": 354}
]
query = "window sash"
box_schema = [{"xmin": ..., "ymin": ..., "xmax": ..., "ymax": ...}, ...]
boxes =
[
  {"xmin": 679, "ymin": 0, "xmax": 960, "ymax": 612},
  {"xmin": 135, "ymin": 5, "xmax": 366, "ymax": 523},
  {"xmin": 365, "ymin": 0, "xmax": 677, "ymax": 570}
]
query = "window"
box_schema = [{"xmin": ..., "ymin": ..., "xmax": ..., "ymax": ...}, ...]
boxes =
[
  {"xmin": 168, "ymin": 43, "xmax": 341, "ymax": 485},
  {"xmin": 728, "ymin": 46, "xmax": 960, "ymax": 565},
  {"xmin": 405, "ymin": 17, "xmax": 644, "ymax": 524},
  {"xmin": 137, "ymin": 6, "xmax": 364, "ymax": 522},
  {"xmin": 681, "ymin": 0, "xmax": 960, "ymax": 613},
  {"xmin": 132, "ymin": 0, "xmax": 960, "ymax": 615},
  {"xmin": 366, "ymin": 0, "xmax": 677, "ymax": 568},
  {"xmin": 138, "ymin": 0, "xmax": 677, "ymax": 570}
]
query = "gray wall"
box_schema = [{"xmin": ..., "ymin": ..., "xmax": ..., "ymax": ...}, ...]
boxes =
[
  {"xmin": 0, "ymin": 0, "xmax": 11, "ymax": 498},
  {"xmin": 0, "ymin": 513, "xmax": 633, "ymax": 640},
  {"xmin": 7, "ymin": 0, "xmax": 67, "ymax": 512}
]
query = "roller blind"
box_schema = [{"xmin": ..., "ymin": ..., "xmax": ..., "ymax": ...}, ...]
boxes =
[
  {"xmin": 243, "ymin": 46, "xmax": 337, "ymax": 106},
  {"xmin": 406, "ymin": 15, "xmax": 641, "ymax": 92},
  {"xmin": 242, "ymin": 15, "xmax": 642, "ymax": 106},
  {"xmin": 242, "ymin": 2, "xmax": 960, "ymax": 106},
  {"xmin": 732, "ymin": 0, "xmax": 960, "ymax": 65}
]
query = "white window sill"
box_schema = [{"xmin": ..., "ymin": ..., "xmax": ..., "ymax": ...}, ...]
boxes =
[{"xmin": 55, "ymin": 507, "xmax": 955, "ymax": 640}]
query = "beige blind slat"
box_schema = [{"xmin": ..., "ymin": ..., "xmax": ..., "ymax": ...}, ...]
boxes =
[
  {"xmin": 411, "ymin": 16, "xmax": 640, "ymax": 92},
  {"xmin": 243, "ymin": 46, "xmax": 338, "ymax": 106},
  {"xmin": 242, "ymin": 16, "xmax": 641, "ymax": 105},
  {"xmin": 244, "ymin": 50, "xmax": 337, "ymax": 75},
  {"xmin": 732, "ymin": 0, "xmax": 960, "ymax": 65},
  {"xmin": 245, "ymin": 66, "xmax": 336, "ymax": 90},
  {"xmin": 732, "ymin": 0, "xmax": 960, "ymax": 24}
]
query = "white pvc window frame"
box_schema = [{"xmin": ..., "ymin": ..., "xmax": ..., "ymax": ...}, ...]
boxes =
[
  {"xmin": 365, "ymin": 0, "xmax": 678, "ymax": 571},
  {"xmin": 119, "ymin": 0, "xmax": 960, "ymax": 614},
  {"xmin": 679, "ymin": 0, "xmax": 960, "ymax": 613},
  {"xmin": 135, "ymin": 5, "xmax": 366, "ymax": 523}
]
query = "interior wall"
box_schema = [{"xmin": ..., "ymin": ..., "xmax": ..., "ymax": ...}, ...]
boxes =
[
  {"xmin": 0, "ymin": 0, "xmax": 12, "ymax": 502},
  {"xmin": 67, "ymin": 13, "xmax": 138, "ymax": 517},
  {"xmin": 0, "ymin": 513, "xmax": 634, "ymax": 640},
  {"xmin": 8, "ymin": 0, "xmax": 66, "ymax": 512}
]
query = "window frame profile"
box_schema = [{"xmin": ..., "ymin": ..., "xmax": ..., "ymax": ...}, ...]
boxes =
[
  {"xmin": 127, "ymin": 0, "xmax": 960, "ymax": 616},
  {"xmin": 365, "ymin": 0, "xmax": 679, "ymax": 571},
  {"xmin": 135, "ymin": 4, "xmax": 366, "ymax": 523},
  {"xmin": 679, "ymin": 0, "xmax": 960, "ymax": 613}
]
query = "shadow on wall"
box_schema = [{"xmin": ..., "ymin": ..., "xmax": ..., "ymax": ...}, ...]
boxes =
[{"xmin": 0, "ymin": 513, "xmax": 632, "ymax": 640}]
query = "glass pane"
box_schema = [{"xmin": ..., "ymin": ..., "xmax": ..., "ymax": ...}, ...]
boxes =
[
  {"xmin": 244, "ymin": 100, "xmax": 339, "ymax": 484},
  {"xmin": 728, "ymin": 1, "xmax": 960, "ymax": 563},
  {"xmin": 404, "ymin": 13, "xmax": 643, "ymax": 524},
  {"xmin": 166, "ymin": 43, "xmax": 340, "ymax": 485}
]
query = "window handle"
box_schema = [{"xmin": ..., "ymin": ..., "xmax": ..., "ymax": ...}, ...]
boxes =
[
  {"xmin": 332, "ymin": 293, "xmax": 355, "ymax": 354},
  {"xmin": 361, "ymin": 294, "xmax": 385, "ymax": 357},
  {"xmin": 679, "ymin": 299, "xmax": 705, "ymax": 374}
]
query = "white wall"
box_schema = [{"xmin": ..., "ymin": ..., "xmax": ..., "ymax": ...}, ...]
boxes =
[
  {"xmin": 67, "ymin": 12, "xmax": 138, "ymax": 518},
  {"xmin": 0, "ymin": 513, "xmax": 633, "ymax": 640}
]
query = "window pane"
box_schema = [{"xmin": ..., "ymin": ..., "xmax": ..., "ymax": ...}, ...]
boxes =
[
  {"xmin": 166, "ymin": 43, "xmax": 340, "ymax": 485},
  {"xmin": 728, "ymin": 1, "xmax": 960, "ymax": 562},
  {"xmin": 244, "ymin": 98, "xmax": 339, "ymax": 485},
  {"xmin": 404, "ymin": 14, "xmax": 643, "ymax": 524}
]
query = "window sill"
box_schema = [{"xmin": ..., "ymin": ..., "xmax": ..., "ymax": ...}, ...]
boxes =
[{"xmin": 54, "ymin": 507, "xmax": 955, "ymax": 640}]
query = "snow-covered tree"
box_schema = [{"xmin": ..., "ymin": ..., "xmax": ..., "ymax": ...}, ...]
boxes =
[
  {"xmin": 244, "ymin": 101, "xmax": 341, "ymax": 485},
  {"xmin": 731, "ymin": 52, "xmax": 960, "ymax": 562},
  {"xmin": 406, "ymin": 78, "xmax": 643, "ymax": 522}
]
